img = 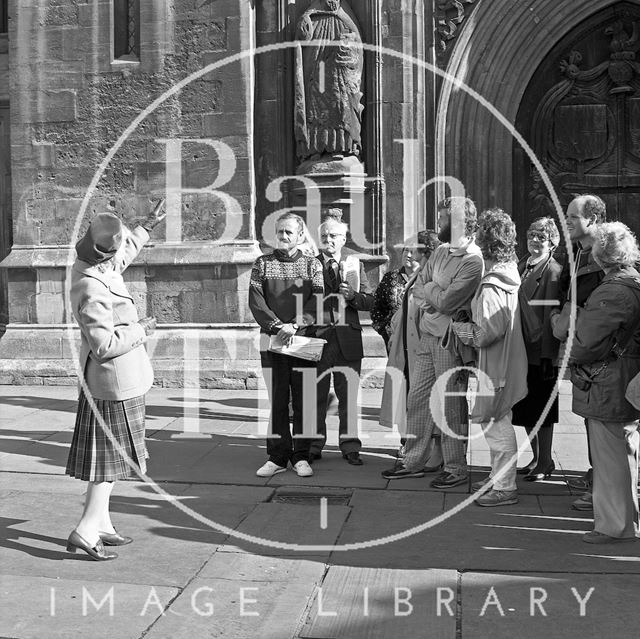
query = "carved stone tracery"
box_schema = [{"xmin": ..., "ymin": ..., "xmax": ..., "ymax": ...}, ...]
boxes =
[
  {"xmin": 526, "ymin": 13, "xmax": 640, "ymax": 232},
  {"xmin": 436, "ymin": 0, "xmax": 475, "ymax": 58}
]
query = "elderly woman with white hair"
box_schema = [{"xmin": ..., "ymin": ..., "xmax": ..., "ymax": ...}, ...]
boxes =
[{"xmin": 569, "ymin": 221, "xmax": 640, "ymax": 544}]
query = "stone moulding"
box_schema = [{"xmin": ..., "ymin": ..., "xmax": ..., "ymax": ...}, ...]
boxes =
[
  {"xmin": 0, "ymin": 324, "xmax": 387, "ymax": 388},
  {"xmin": 0, "ymin": 242, "xmax": 264, "ymax": 268}
]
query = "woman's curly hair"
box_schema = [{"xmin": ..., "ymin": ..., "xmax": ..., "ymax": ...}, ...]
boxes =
[
  {"xmin": 592, "ymin": 222, "xmax": 640, "ymax": 269},
  {"xmin": 476, "ymin": 208, "xmax": 517, "ymax": 263}
]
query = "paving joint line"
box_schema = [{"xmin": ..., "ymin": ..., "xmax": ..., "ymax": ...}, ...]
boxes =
[{"xmin": 138, "ymin": 547, "xmax": 219, "ymax": 639}]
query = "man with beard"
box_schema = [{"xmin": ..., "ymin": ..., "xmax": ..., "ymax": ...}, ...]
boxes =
[{"xmin": 382, "ymin": 197, "xmax": 483, "ymax": 488}]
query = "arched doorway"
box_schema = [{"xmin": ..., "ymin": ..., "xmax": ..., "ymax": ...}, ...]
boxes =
[{"xmin": 514, "ymin": 2, "xmax": 640, "ymax": 247}]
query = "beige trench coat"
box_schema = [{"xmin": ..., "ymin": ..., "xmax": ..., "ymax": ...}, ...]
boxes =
[{"xmin": 71, "ymin": 226, "xmax": 153, "ymax": 401}]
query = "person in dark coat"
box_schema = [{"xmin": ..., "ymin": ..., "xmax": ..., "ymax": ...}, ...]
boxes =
[
  {"xmin": 66, "ymin": 200, "xmax": 165, "ymax": 561},
  {"xmin": 371, "ymin": 230, "xmax": 440, "ymax": 349},
  {"xmin": 512, "ymin": 218, "xmax": 562, "ymax": 481},
  {"xmin": 550, "ymin": 194, "xmax": 605, "ymax": 509},
  {"xmin": 569, "ymin": 222, "xmax": 640, "ymax": 544},
  {"xmin": 310, "ymin": 210, "xmax": 374, "ymax": 465}
]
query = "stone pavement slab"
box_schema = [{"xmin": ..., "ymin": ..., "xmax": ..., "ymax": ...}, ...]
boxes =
[
  {"xmin": 329, "ymin": 489, "xmax": 640, "ymax": 573},
  {"xmin": 460, "ymin": 572, "xmax": 640, "ymax": 638},
  {"xmin": 143, "ymin": 566, "xmax": 325, "ymax": 639},
  {"xmin": 218, "ymin": 502, "xmax": 350, "ymax": 559},
  {"xmin": 0, "ymin": 470, "xmax": 85, "ymax": 495},
  {"xmin": 0, "ymin": 574, "xmax": 178, "ymax": 639},
  {"xmin": 147, "ymin": 435, "xmax": 276, "ymax": 486},
  {"xmin": 0, "ymin": 384, "xmax": 637, "ymax": 638},
  {"xmin": 299, "ymin": 566, "xmax": 457, "ymax": 639},
  {"xmin": 0, "ymin": 480, "xmax": 272, "ymax": 587},
  {"xmin": 266, "ymin": 451, "xmax": 392, "ymax": 489},
  {"xmin": 0, "ymin": 430, "xmax": 71, "ymax": 474}
]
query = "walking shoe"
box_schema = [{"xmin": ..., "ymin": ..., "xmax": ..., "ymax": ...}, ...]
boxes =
[
  {"xmin": 566, "ymin": 468, "xmax": 592, "ymax": 491},
  {"xmin": 471, "ymin": 476, "xmax": 492, "ymax": 492},
  {"xmin": 476, "ymin": 489, "xmax": 519, "ymax": 507},
  {"xmin": 293, "ymin": 460, "xmax": 314, "ymax": 477},
  {"xmin": 570, "ymin": 492, "xmax": 593, "ymax": 511},
  {"xmin": 517, "ymin": 459, "xmax": 537, "ymax": 475},
  {"xmin": 582, "ymin": 531, "xmax": 638, "ymax": 544},
  {"xmin": 256, "ymin": 461, "xmax": 287, "ymax": 477},
  {"xmin": 381, "ymin": 465, "xmax": 425, "ymax": 479},
  {"xmin": 430, "ymin": 471, "xmax": 468, "ymax": 489},
  {"xmin": 343, "ymin": 451, "xmax": 363, "ymax": 466}
]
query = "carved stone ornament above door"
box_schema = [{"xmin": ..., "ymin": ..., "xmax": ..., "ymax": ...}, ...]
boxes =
[
  {"xmin": 436, "ymin": 0, "xmax": 476, "ymax": 64},
  {"xmin": 529, "ymin": 15, "xmax": 640, "ymax": 209}
]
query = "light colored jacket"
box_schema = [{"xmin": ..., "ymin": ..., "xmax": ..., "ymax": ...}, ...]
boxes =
[
  {"xmin": 452, "ymin": 261, "xmax": 528, "ymax": 422},
  {"xmin": 419, "ymin": 240, "xmax": 484, "ymax": 338},
  {"xmin": 71, "ymin": 226, "xmax": 153, "ymax": 401}
]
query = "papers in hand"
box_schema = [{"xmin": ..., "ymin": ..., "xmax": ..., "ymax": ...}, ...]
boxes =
[
  {"xmin": 339, "ymin": 255, "xmax": 360, "ymax": 291},
  {"xmin": 268, "ymin": 335, "xmax": 327, "ymax": 361}
]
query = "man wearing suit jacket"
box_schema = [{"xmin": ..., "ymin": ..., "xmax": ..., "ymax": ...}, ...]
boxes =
[{"xmin": 310, "ymin": 212, "xmax": 374, "ymax": 465}]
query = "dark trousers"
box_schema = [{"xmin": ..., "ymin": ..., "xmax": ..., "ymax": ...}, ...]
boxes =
[
  {"xmin": 261, "ymin": 349, "xmax": 316, "ymax": 467},
  {"xmin": 311, "ymin": 335, "xmax": 362, "ymax": 455}
]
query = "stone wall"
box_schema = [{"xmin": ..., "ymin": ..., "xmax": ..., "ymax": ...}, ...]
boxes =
[
  {"xmin": 4, "ymin": 0, "xmax": 259, "ymax": 326},
  {"xmin": 0, "ymin": 0, "xmax": 429, "ymax": 386},
  {"xmin": 0, "ymin": 324, "xmax": 388, "ymax": 389}
]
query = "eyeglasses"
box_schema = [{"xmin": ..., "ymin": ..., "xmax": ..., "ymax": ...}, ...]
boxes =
[{"xmin": 527, "ymin": 231, "xmax": 549, "ymax": 242}]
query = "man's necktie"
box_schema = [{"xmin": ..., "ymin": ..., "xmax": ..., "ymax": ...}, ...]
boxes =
[
  {"xmin": 522, "ymin": 262, "xmax": 535, "ymax": 282},
  {"xmin": 327, "ymin": 258, "xmax": 341, "ymax": 322},
  {"xmin": 327, "ymin": 258, "xmax": 340, "ymax": 292}
]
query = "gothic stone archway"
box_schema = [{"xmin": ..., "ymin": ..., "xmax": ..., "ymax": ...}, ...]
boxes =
[
  {"xmin": 515, "ymin": 2, "xmax": 640, "ymax": 247},
  {"xmin": 438, "ymin": 0, "xmax": 627, "ymax": 232}
]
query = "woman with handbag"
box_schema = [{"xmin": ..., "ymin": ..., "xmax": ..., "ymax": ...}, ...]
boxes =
[
  {"xmin": 569, "ymin": 222, "xmax": 640, "ymax": 544},
  {"xmin": 378, "ymin": 231, "xmax": 443, "ymax": 468},
  {"xmin": 451, "ymin": 208, "xmax": 528, "ymax": 506},
  {"xmin": 512, "ymin": 218, "xmax": 562, "ymax": 480},
  {"xmin": 65, "ymin": 201, "xmax": 165, "ymax": 560}
]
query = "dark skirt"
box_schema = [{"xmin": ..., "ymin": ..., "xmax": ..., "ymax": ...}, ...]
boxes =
[
  {"xmin": 66, "ymin": 391, "xmax": 148, "ymax": 481},
  {"xmin": 512, "ymin": 364, "xmax": 559, "ymax": 429}
]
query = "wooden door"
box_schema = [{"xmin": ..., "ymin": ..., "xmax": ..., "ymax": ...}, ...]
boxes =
[
  {"xmin": 0, "ymin": 104, "xmax": 11, "ymax": 326},
  {"xmin": 514, "ymin": 2, "xmax": 640, "ymax": 254}
]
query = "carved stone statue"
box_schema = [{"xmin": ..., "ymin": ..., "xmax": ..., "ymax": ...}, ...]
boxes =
[{"xmin": 294, "ymin": 0, "xmax": 364, "ymax": 163}]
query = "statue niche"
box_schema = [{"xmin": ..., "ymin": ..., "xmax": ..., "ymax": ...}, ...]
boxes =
[{"xmin": 294, "ymin": 0, "xmax": 364, "ymax": 169}]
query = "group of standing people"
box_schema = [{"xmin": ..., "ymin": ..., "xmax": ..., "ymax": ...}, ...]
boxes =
[
  {"xmin": 249, "ymin": 209, "xmax": 373, "ymax": 478},
  {"xmin": 247, "ymin": 194, "xmax": 639, "ymax": 544},
  {"xmin": 63, "ymin": 192, "xmax": 639, "ymax": 562},
  {"xmin": 377, "ymin": 194, "xmax": 639, "ymax": 543}
]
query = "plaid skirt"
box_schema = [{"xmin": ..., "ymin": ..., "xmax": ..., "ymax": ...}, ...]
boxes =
[{"xmin": 66, "ymin": 391, "xmax": 149, "ymax": 481}]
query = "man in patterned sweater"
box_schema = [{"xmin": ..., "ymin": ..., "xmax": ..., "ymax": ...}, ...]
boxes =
[{"xmin": 249, "ymin": 213, "xmax": 324, "ymax": 478}]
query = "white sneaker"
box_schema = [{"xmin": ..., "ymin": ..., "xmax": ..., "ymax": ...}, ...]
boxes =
[
  {"xmin": 256, "ymin": 461, "xmax": 286, "ymax": 477},
  {"xmin": 293, "ymin": 460, "xmax": 314, "ymax": 477}
]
